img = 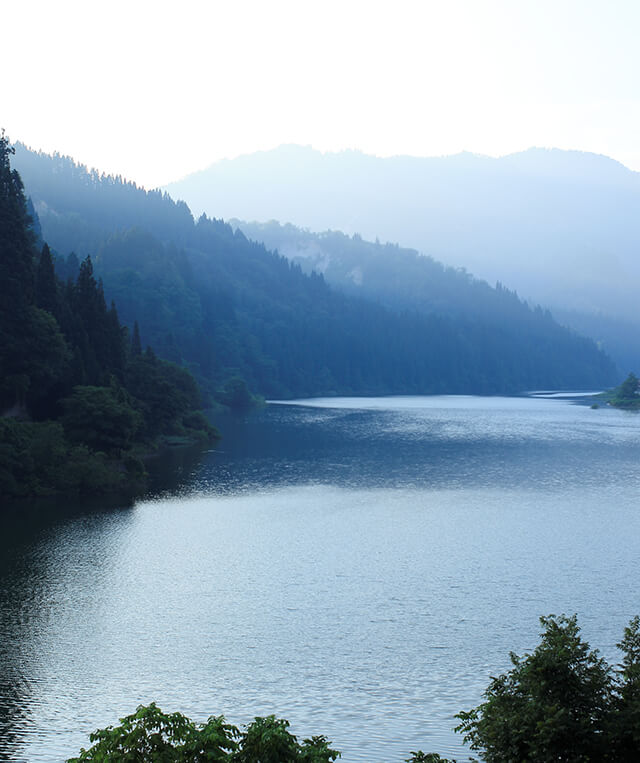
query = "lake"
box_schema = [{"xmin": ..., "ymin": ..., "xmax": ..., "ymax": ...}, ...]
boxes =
[{"xmin": 1, "ymin": 394, "xmax": 639, "ymax": 761}]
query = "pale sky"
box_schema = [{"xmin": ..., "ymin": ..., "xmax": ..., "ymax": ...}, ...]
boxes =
[{"xmin": 3, "ymin": 0, "xmax": 640, "ymax": 188}]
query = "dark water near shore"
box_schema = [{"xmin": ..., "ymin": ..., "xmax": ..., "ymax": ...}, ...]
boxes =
[{"xmin": 1, "ymin": 395, "xmax": 639, "ymax": 761}]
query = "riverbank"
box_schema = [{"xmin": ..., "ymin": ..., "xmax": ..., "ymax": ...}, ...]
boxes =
[
  {"xmin": 590, "ymin": 372, "xmax": 640, "ymax": 410},
  {"xmin": 0, "ymin": 418, "xmax": 219, "ymax": 504}
]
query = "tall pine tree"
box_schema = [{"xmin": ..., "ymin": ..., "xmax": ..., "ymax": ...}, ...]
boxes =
[
  {"xmin": 0, "ymin": 132, "xmax": 68, "ymax": 411},
  {"xmin": 35, "ymin": 243, "xmax": 58, "ymax": 317},
  {"xmin": 0, "ymin": 130, "xmax": 35, "ymax": 315}
]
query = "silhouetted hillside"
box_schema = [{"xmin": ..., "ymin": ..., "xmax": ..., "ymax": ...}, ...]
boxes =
[
  {"xmin": 11, "ymin": 143, "xmax": 618, "ymax": 397},
  {"xmin": 0, "ymin": 136, "xmax": 214, "ymax": 499}
]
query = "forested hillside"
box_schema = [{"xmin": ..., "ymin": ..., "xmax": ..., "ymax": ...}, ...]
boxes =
[
  {"xmin": 165, "ymin": 145, "xmax": 640, "ymax": 372},
  {"xmin": 239, "ymin": 221, "xmax": 640, "ymax": 377},
  {"xmin": 12, "ymin": 143, "xmax": 617, "ymax": 398},
  {"xmin": 0, "ymin": 135, "xmax": 213, "ymax": 498},
  {"xmin": 237, "ymin": 220, "xmax": 551, "ymax": 325},
  {"xmin": 165, "ymin": 145, "xmax": 640, "ymax": 319}
]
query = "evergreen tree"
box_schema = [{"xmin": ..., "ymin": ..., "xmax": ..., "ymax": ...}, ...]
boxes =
[
  {"xmin": 0, "ymin": 130, "xmax": 35, "ymax": 315},
  {"xmin": 455, "ymin": 615, "xmax": 612, "ymax": 762},
  {"xmin": 69, "ymin": 256, "xmax": 113, "ymax": 384},
  {"xmin": 131, "ymin": 320, "xmax": 142, "ymax": 356},
  {"xmin": 0, "ymin": 131, "xmax": 66, "ymax": 410},
  {"xmin": 106, "ymin": 301, "xmax": 126, "ymax": 379},
  {"xmin": 610, "ymin": 616, "xmax": 640, "ymax": 757},
  {"xmin": 35, "ymin": 243, "xmax": 58, "ymax": 317}
]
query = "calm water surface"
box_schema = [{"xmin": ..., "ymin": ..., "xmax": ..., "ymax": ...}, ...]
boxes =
[{"xmin": 1, "ymin": 395, "xmax": 640, "ymax": 761}]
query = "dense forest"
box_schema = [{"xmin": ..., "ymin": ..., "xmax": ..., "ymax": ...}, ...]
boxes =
[
  {"xmin": 166, "ymin": 145, "xmax": 640, "ymax": 374},
  {"xmin": 239, "ymin": 221, "xmax": 640, "ymax": 383},
  {"xmin": 237, "ymin": 220, "xmax": 564, "ymax": 326},
  {"xmin": 12, "ymin": 144, "xmax": 617, "ymax": 399},
  {"xmin": 0, "ymin": 134, "xmax": 214, "ymax": 499}
]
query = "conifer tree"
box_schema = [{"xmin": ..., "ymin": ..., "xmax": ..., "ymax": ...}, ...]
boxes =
[
  {"xmin": 106, "ymin": 300, "xmax": 126, "ymax": 378},
  {"xmin": 35, "ymin": 243, "xmax": 58, "ymax": 317},
  {"xmin": 131, "ymin": 320, "xmax": 142, "ymax": 356},
  {"xmin": 0, "ymin": 131, "xmax": 42, "ymax": 408},
  {"xmin": 0, "ymin": 130, "xmax": 35, "ymax": 316}
]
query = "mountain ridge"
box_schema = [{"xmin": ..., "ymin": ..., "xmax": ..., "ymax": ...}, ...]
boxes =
[
  {"xmin": 169, "ymin": 144, "xmax": 639, "ymax": 186},
  {"xmin": 10, "ymin": 141, "xmax": 618, "ymax": 397},
  {"xmin": 164, "ymin": 144, "xmax": 640, "ymax": 307},
  {"xmin": 164, "ymin": 144, "xmax": 640, "ymax": 371}
]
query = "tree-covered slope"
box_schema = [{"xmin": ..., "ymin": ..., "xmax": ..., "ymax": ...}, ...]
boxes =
[
  {"xmin": 236, "ymin": 220, "xmax": 552, "ymax": 325},
  {"xmin": 11, "ymin": 143, "xmax": 618, "ymax": 397},
  {"xmin": 0, "ymin": 135, "xmax": 214, "ymax": 499},
  {"xmin": 237, "ymin": 220, "xmax": 640, "ymax": 377},
  {"xmin": 165, "ymin": 145, "xmax": 640, "ymax": 320},
  {"xmin": 164, "ymin": 145, "xmax": 640, "ymax": 372}
]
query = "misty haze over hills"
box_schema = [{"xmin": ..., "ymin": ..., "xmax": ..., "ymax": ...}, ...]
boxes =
[
  {"xmin": 9, "ymin": 142, "xmax": 617, "ymax": 398},
  {"xmin": 166, "ymin": 146, "xmax": 640, "ymax": 372}
]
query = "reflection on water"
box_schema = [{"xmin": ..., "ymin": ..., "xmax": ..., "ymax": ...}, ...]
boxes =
[{"xmin": 0, "ymin": 396, "xmax": 639, "ymax": 762}]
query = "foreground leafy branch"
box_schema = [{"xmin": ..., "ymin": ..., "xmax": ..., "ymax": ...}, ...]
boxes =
[{"xmin": 68, "ymin": 705, "xmax": 340, "ymax": 762}]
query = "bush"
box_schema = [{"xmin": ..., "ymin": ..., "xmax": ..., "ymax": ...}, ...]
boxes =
[
  {"xmin": 67, "ymin": 703, "xmax": 238, "ymax": 762},
  {"xmin": 68, "ymin": 705, "xmax": 339, "ymax": 762}
]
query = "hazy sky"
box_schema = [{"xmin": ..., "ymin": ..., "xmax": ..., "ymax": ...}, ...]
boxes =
[{"xmin": 4, "ymin": 0, "xmax": 640, "ymax": 188}]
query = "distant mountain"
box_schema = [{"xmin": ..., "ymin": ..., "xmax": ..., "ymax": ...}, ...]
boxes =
[
  {"xmin": 236, "ymin": 220, "xmax": 548, "ymax": 323},
  {"xmin": 11, "ymin": 143, "xmax": 617, "ymax": 396},
  {"xmin": 165, "ymin": 145, "xmax": 640, "ymax": 370},
  {"xmin": 236, "ymin": 220, "xmax": 640, "ymax": 375}
]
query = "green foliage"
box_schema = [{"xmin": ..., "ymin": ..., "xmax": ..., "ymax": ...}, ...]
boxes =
[
  {"xmin": 182, "ymin": 410, "xmax": 219, "ymax": 441},
  {"xmin": 68, "ymin": 706, "xmax": 339, "ymax": 763},
  {"xmin": 297, "ymin": 735, "xmax": 341, "ymax": 763},
  {"xmin": 193, "ymin": 715, "xmax": 240, "ymax": 761},
  {"xmin": 0, "ymin": 132, "xmax": 70, "ymax": 411},
  {"xmin": 405, "ymin": 754, "xmax": 456, "ymax": 763},
  {"xmin": 61, "ymin": 385, "xmax": 141, "ymax": 454},
  {"xmin": 609, "ymin": 616, "xmax": 640, "ymax": 758},
  {"xmin": 454, "ymin": 614, "xmax": 640, "ymax": 762},
  {"xmin": 7, "ymin": 305, "xmax": 70, "ymax": 412},
  {"xmin": 0, "ymin": 419, "xmax": 123, "ymax": 497},
  {"xmin": 217, "ymin": 376, "xmax": 254, "ymax": 410},
  {"xmin": 67, "ymin": 703, "xmax": 239, "ymax": 762},
  {"xmin": 36, "ymin": 242, "xmax": 59, "ymax": 316},
  {"xmin": 58, "ymin": 443, "xmax": 126, "ymax": 494},
  {"xmin": 235, "ymin": 715, "xmax": 299, "ymax": 763},
  {"xmin": 126, "ymin": 353, "xmax": 203, "ymax": 438},
  {"xmin": 131, "ymin": 320, "xmax": 142, "ymax": 356},
  {"xmin": 0, "ymin": 140, "xmax": 214, "ymax": 499},
  {"xmin": 0, "ymin": 131, "xmax": 35, "ymax": 318},
  {"xmin": 610, "ymin": 372, "xmax": 640, "ymax": 409}
]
